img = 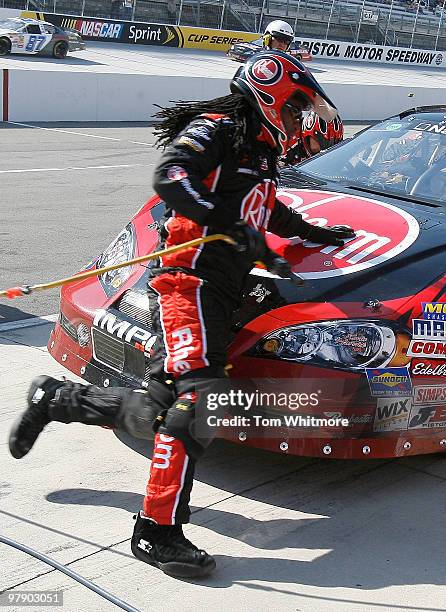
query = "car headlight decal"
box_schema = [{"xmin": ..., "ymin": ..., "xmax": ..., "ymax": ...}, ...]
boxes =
[
  {"xmin": 256, "ymin": 320, "xmax": 407, "ymax": 370},
  {"xmin": 97, "ymin": 223, "xmax": 136, "ymax": 297}
]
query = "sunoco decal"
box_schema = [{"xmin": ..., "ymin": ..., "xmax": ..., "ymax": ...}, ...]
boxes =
[
  {"xmin": 366, "ymin": 367, "xmax": 412, "ymax": 397},
  {"xmin": 260, "ymin": 190, "xmax": 419, "ymax": 280}
]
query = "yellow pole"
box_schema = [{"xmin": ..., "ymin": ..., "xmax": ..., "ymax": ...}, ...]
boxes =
[{"xmin": 0, "ymin": 234, "xmax": 235, "ymax": 299}]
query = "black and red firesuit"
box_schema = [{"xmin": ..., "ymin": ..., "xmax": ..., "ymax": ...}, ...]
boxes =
[{"xmin": 9, "ymin": 50, "xmax": 355, "ymax": 578}]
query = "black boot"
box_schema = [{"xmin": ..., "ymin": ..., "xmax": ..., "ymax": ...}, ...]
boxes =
[
  {"xmin": 131, "ymin": 512, "xmax": 216, "ymax": 578},
  {"xmin": 8, "ymin": 376, "xmax": 64, "ymax": 459}
]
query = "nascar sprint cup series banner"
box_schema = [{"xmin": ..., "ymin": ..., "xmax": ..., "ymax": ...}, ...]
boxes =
[{"xmin": 23, "ymin": 12, "xmax": 258, "ymax": 52}]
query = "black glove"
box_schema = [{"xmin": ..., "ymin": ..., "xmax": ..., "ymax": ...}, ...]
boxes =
[
  {"xmin": 301, "ymin": 222, "xmax": 356, "ymax": 246},
  {"xmin": 226, "ymin": 222, "xmax": 304, "ymax": 286},
  {"xmin": 225, "ymin": 221, "xmax": 270, "ymax": 262},
  {"xmin": 262, "ymin": 253, "xmax": 305, "ymax": 286}
]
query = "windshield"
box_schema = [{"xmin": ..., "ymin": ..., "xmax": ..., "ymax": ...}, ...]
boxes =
[
  {"xmin": 0, "ymin": 19, "xmax": 24, "ymax": 31},
  {"xmin": 295, "ymin": 116, "xmax": 446, "ymax": 207}
]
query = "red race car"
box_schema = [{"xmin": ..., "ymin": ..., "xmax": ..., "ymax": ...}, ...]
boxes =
[{"xmin": 49, "ymin": 106, "xmax": 446, "ymax": 460}]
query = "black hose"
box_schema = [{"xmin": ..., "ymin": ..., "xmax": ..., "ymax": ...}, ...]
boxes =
[{"xmin": 0, "ymin": 535, "xmax": 141, "ymax": 612}]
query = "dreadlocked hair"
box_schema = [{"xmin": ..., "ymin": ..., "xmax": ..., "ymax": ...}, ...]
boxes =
[{"xmin": 153, "ymin": 93, "xmax": 255, "ymax": 154}]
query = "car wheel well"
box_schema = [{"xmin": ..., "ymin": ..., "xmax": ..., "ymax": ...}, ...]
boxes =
[
  {"xmin": 0, "ymin": 37, "xmax": 11, "ymax": 56},
  {"xmin": 52, "ymin": 40, "xmax": 68, "ymax": 59}
]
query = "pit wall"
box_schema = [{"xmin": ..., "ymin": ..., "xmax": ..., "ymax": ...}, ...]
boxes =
[{"xmin": 2, "ymin": 66, "xmax": 444, "ymax": 122}]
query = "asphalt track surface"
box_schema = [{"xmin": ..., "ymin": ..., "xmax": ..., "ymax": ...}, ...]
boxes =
[
  {"xmin": 1, "ymin": 42, "xmax": 445, "ymax": 88},
  {"xmin": 0, "ymin": 121, "xmax": 367, "ymax": 324}
]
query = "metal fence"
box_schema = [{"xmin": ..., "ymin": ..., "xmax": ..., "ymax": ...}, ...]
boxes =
[{"xmin": 3, "ymin": 0, "xmax": 446, "ymax": 49}]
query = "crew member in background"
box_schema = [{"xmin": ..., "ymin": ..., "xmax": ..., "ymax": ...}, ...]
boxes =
[
  {"xmin": 282, "ymin": 110, "xmax": 344, "ymax": 165},
  {"xmin": 262, "ymin": 20, "xmax": 294, "ymax": 52}
]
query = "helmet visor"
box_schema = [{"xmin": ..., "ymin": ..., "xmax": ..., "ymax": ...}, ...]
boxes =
[{"xmin": 271, "ymin": 31, "xmax": 293, "ymax": 43}]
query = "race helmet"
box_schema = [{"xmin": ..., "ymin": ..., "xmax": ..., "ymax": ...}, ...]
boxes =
[
  {"xmin": 301, "ymin": 111, "xmax": 344, "ymax": 156},
  {"xmin": 263, "ymin": 20, "xmax": 294, "ymax": 51},
  {"xmin": 230, "ymin": 51, "xmax": 338, "ymax": 155}
]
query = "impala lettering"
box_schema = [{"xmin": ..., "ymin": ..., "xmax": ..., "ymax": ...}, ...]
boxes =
[{"xmin": 93, "ymin": 309, "xmax": 157, "ymax": 348}]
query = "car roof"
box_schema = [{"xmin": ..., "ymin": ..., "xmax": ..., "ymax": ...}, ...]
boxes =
[
  {"xmin": 0, "ymin": 17, "xmax": 52, "ymax": 26},
  {"xmin": 396, "ymin": 105, "xmax": 446, "ymax": 120}
]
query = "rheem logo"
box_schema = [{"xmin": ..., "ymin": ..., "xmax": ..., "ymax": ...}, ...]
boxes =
[{"xmin": 152, "ymin": 434, "xmax": 175, "ymax": 469}]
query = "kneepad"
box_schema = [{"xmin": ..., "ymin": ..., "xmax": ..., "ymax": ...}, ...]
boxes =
[
  {"xmin": 159, "ymin": 373, "xmax": 231, "ymax": 460},
  {"xmin": 116, "ymin": 379, "xmax": 175, "ymax": 439}
]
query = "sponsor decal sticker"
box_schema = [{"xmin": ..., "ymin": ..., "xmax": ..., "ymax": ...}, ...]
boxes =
[
  {"xmin": 324, "ymin": 411, "xmax": 373, "ymax": 427},
  {"xmin": 249, "ymin": 57, "xmax": 282, "ymax": 85},
  {"xmin": 373, "ymin": 397, "xmax": 411, "ymax": 432},
  {"xmin": 167, "ymin": 166, "xmax": 188, "ymax": 181},
  {"xmin": 408, "ymin": 319, "xmax": 446, "ymax": 358},
  {"xmin": 177, "ymin": 136, "xmax": 205, "ymax": 152},
  {"xmin": 366, "ymin": 367, "xmax": 412, "ymax": 397},
  {"xmin": 412, "ymin": 318, "xmax": 446, "ymax": 339},
  {"xmin": 411, "ymin": 361, "xmax": 446, "ymax": 377},
  {"xmin": 412, "ymin": 384, "xmax": 446, "ymax": 405},
  {"xmin": 421, "ymin": 302, "xmax": 446, "ymax": 321},
  {"xmin": 262, "ymin": 190, "xmax": 419, "ymax": 280},
  {"xmin": 249, "ymin": 283, "xmax": 271, "ymax": 303},
  {"xmin": 407, "ymin": 340, "xmax": 446, "ymax": 358},
  {"xmin": 413, "ymin": 121, "xmax": 446, "ymax": 135},
  {"xmin": 409, "ymin": 404, "xmax": 446, "ymax": 429}
]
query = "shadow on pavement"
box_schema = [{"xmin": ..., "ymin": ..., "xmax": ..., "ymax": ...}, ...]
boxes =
[
  {"xmin": 44, "ymin": 432, "xmax": 446, "ymax": 591},
  {"xmin": 0, "ymin": 316, "xmax": 54, "ymax": 349}
]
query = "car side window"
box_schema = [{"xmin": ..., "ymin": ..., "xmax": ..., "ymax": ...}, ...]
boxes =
[
  {"xmin": 26, "ymin": 24, "xmax": 41, "ymax": 34},
  {"xmin": 43, "ymin": 24, "xmax": 55, "ymax": 34}
]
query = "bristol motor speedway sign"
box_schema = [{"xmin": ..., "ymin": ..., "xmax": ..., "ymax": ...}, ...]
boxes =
[
  {"xmin": 294, "ymin": 37, "xmax": 446, "ymax": 68},
  {"xmin": 264, "ymin": 190, "xmax": 419, "ymax": 280}
]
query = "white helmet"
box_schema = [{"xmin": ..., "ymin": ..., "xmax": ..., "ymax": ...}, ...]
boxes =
[{"xmin": 263, "ymin": 20, "xmax": 294, "ymax": 50}]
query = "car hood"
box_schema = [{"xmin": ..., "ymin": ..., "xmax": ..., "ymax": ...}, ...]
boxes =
[
  {"xmin": 0, "ymin": 29, "xmax": 17, "ymax": 36},
  {"xmin": 235, "ymin": 183, "xmax": 446, "ymax": 326}
]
